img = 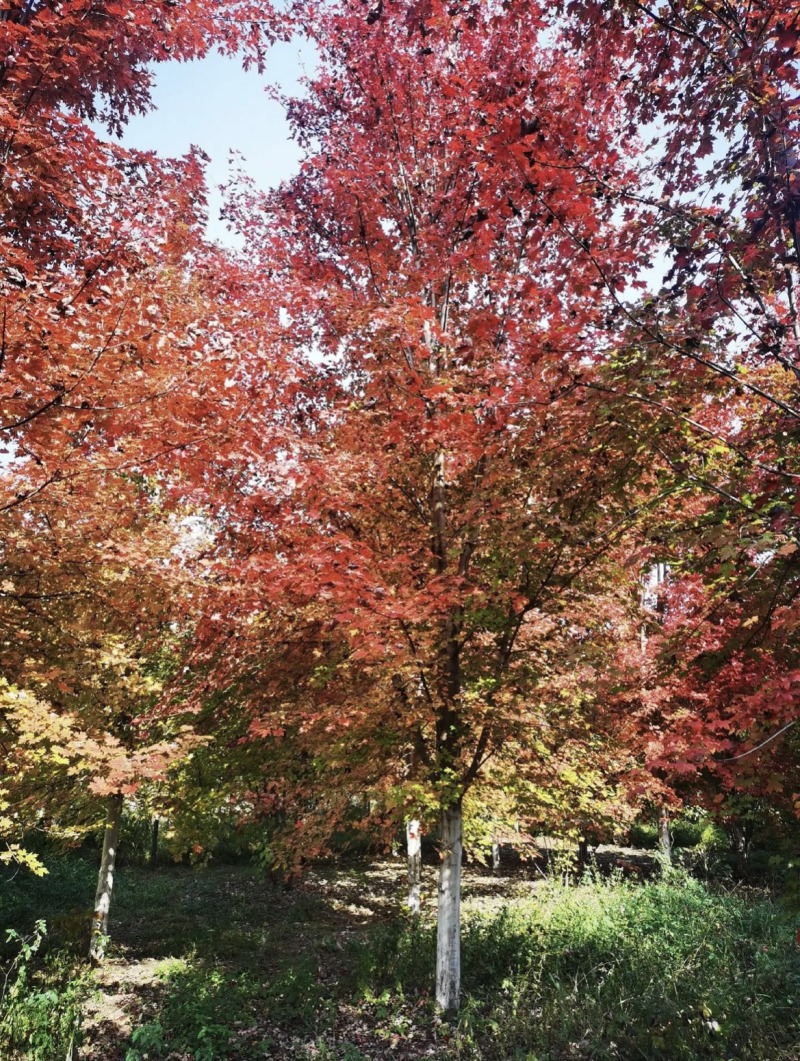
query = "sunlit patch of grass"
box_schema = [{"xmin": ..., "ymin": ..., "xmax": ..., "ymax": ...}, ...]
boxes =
[{"xmin": 358, "ymin": 869, "xmax": 800, "ymax": 1060}]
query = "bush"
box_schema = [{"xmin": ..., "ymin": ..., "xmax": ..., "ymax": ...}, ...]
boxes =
[
  {"xmin": 629, "ymin": 812, "xmax": 718, "ymax": 851},
  {"xmin": 0, "ymin": 922, "xmax": 89, "ymax": 1061},
  {"xmin": 628, "ymin": 820, "xmax": 658, "ymax": 847},
  {"xmin": 670, "ymin": 817, "xmax": 706, "ymax": 848}
]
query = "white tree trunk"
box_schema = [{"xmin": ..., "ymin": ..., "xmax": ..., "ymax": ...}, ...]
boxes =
[
  {"xmin": 658, "ymin": 806, "xmax": 672, "ymax": 866},
  {"xmin": 89, "ymin": 792, "xmax": 123, "ymax": 962},
  {"xmin": 436, "ymin": 802, "xmax": 462, "ymax": 1015},
  {"xmin": 407, "ymin": 818, "xmax": 422, "ymax": 914},
  {"xmin": 491, "ymin": 840, "xmax": 500, "ymax": 871}
]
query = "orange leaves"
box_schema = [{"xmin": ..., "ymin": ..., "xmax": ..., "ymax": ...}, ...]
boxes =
[{"xmin": 7, "ymin": 682, "xmax": 204, "ymax": 799}]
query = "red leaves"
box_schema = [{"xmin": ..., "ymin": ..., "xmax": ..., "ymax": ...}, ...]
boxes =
[{"xmin": 166, "ymin": 0, "xmax": 682, "ymax": 853}]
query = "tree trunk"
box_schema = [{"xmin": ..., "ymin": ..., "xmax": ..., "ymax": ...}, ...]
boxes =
[
  {"xmin": 149, "ymin": 816, "xmax": 159, "ymax": 867},
  {"xmin": 407, "ymin": 818, "xmax": 422, "ymax": 915},
  {"xmin": 436, "ymin": 801, "xmax": 462, "ymax": 1016},
  {"xmin": 89, "ymin": 792, "xmax": 123, "ymax": 962},
  {"xmin": 491, "ymin": 839, "xmax": 501, "ymax": 872},
  {"xmin": 577, "ymin": 836, "xmax": 589, "ymax": 874},
  {"xmin": 658, "ymin": 806, "xmax": 672, "ymax": 866},
  {"xmin": 730, "ymin": 821, "xmax": 751, "ymax": 878}
]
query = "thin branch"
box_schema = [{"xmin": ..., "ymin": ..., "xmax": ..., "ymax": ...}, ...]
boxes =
[{"xmin": 718, "ymin": 719, "xmax": 798, "ymax": 762}]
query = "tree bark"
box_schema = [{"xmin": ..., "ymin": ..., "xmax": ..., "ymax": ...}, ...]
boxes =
[
  {"xmin": 491, "ymin": 839, "xmax": 501, "ymax": 872},
  {"xmin": 436, "ymin": 801, "xmax": 462, "ymax": 1015},
  {"xmin": 730, "ymin": 820, "xmax": 751, "ymax": 878},
  {"xmin": 149, "ymin": 815, "xmax": 159, "ymax": 867},
  {"xmin": 577, "ymin": 836, "xmax": 589, "ymax": 873},
  {"xmin": 407, "ymin": 818, "xmax": 422, "ymax": 915},
  {"xmin": 658, "ymin": 806, "xmax": 672, "ymax": 866},
  {"xmin": 89, "ymin": 792, "xmax": 123, "ymax": 962}
]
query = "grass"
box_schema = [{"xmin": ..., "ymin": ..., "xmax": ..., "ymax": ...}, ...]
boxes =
[
  {"xmin": 2, "ymin": 856, "xmax": 800, "ymax": 1059},
  {"xmin": 349, "ymin": 867, "xmax": 800, "ymax": 1059},
  {"xmin": 457, "ymin": 870, "xmax": 800, "ymax": 1059}
]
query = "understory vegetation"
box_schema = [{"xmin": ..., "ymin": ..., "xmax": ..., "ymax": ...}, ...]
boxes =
[{"xmin": 2, "ymin": 852, "xmax": 799, "ymax": 1060}]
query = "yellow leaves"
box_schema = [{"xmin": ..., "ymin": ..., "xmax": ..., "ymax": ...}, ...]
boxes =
[
  {"xmin": 0, "ymin": 845, "xmax": 48, "ymax": 877},
  {"xmin": 3, "ymin": 688, "xmax": 78, "ymax": 748},
  {"xmin": 2, "ymin": 672, "xmax": 201, "ymax": 802},
  {"xmin": 558, "ymin": 765, "xmax": 580, "ymax": 787}
]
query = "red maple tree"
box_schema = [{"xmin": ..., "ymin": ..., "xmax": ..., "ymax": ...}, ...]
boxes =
[{"xmin": 188, "ymin": 0, "xmax": 666, "ymax": 1011}]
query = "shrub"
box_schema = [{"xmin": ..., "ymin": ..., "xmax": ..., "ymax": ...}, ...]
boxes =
[{"xmin": 0, "ymin": 923, "xmax": 89, "ymax": 1061}]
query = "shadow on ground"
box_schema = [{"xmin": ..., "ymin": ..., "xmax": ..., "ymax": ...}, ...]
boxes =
[{"xmin": 81, "ymin": 852, "xmax": 579, "ymax": 1060}]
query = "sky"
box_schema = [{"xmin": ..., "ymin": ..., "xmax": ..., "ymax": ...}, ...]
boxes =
[{"xmin": 109, "ymin": 42, "xmax": 315, "ymax": 245}]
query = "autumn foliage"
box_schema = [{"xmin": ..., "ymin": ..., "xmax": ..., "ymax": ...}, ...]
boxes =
[{"xmin": 2, "ymin": 0, "xmax": 800, "ymax": 1016}]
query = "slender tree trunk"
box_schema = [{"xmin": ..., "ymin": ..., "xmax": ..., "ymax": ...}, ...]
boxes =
[
  {"xmin": 577, "ymin": 836, "xmax": 589, "ymax": 874},
  {"xmin": 89, "ymin": 792, "xmax": 123, "ymax": 962},
  {"xmin": 149, "ymin": 816, "xmax": 159, "ymax": 867},
  {"xmin": 436, "ymin": 801, "xmax": 462, "ymax": 1016},
  {"xmin": 730, "ymin": 821, "xmax": 751, "ymax": 878},
  {"xmin": 658, "ymin": 806, "xmax": 672, "ymax": 866},
  {"xmin": 407, "ymin": 818, "xmax": 422, "ymax": 914},
  {"xmin": 491, "ymin": 839, "xmax": 501, "ymax": 872}
]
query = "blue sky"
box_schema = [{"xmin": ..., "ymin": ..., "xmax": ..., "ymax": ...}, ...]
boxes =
[{"xmin": 113, "ymin": 42, "xmax": 314, "ymax": 244}]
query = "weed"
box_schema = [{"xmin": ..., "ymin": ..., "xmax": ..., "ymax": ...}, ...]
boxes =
[
  {"xmin": 125, "ymin": 1020, "xmax": 165, "ymax": 1060},
  {"xmin": 0, "ymin": 925, "xmax": 89, "ymax": 1061},
  {"xmin": 8, "ymin": 857, "xmax": 800, "ymax": 1059}
]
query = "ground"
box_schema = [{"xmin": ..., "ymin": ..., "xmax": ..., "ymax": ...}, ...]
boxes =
[
  {"xmin": 83, "ymin": 856, "xmax": 540, "ymax": 1060},
  {"xmin": 3, "ymin": 844, "xmax": 800, "ymax": 1060},
  {"xmin": 81, "ymin": 845, "xmax": 653, "ymax": 1058}
]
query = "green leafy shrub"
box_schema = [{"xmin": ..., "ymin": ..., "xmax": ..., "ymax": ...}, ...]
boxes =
[
  {"xmin": 0, "ymin": 922, "xmax": 89, "ymax": 1061},
  {"xmin": 628, "ymin": 819, "xmax": 658, "ymax": 847},
  {"xmin": 699, "ymin": 821, "xmax": 729, "ymax": 851},
  {"xmin": 670, "ymin": 817, "xmax": 706, "ymax": 848},
  {"xmin": 125, "ymin": 1020, "xmax": 165, "ymax": 1060},
  {"xmin": 629, "ymin": 812, "xmax": 713, "ymax": 850},
  {"xmin": 151, "ymin": 962, "xmax": 253, "ymax": 1058}
]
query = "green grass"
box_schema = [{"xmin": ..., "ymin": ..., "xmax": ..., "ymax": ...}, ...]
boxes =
[
  {"xmin": 356, "ymin": 869, "xmax": 800, "ymax": 1059},
  {"xmin": 3, "ymin": 857, "xmax": 800, "ymax": 1059}
]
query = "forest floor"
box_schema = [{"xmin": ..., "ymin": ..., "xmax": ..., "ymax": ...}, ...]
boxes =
[
  {"xmin": 3, "ymin": 845, "xmax": 800, "ymax": 1060},
  {"xmin": 85, "ymin": 854, "xmax": 554, "ymax": 1060}
]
